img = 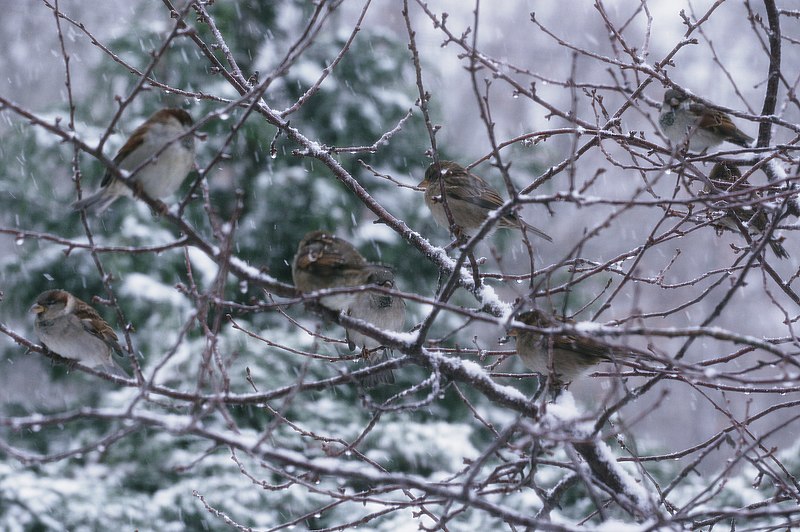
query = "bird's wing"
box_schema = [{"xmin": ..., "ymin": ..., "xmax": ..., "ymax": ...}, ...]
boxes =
[
  {"xmin": 693, "ymin": 105, "xmax": 753, "ymax": 144},
  {"xmin": 74, "ymin": 304, "xmax": 123, "ymax": 354},
  {"xmin": 100, "ymin": 126, "xmax": 147, "ymax": 187},
  {"xmin": 445, "ymin": 174, "xmax": 506, "ymax": 211},
  {"xmin": 550, "ymin": 334, "xmax": 613, "ymax": 360}
]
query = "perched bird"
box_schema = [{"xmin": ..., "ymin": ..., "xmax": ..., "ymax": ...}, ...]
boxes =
[
  {"xmin": 291, "ymin": 230, "xmax": 368, "ymax": 312},
  {"xmin": 702, "ymin": 162, "xmax": 789, "ymax": 259},
  {"xmin": 418, "ymin": 161, "xmax": 552, "ymax": 242},
  {"xmin": 30, "ymin": 290, "xmax": 129, "ymax": 376},
  {"xmin": 72, "ymin": 108, "xmax": 195, "ymax": 213},
  {"xmin": 345, "ymin": 264, "xmax": 406, "ymax": 388},
  {"xmin": 659, "ymin": 89, "xmax": 754, "ymax": 151},
  {"xmin": 509, "ymin": 309, "xmax": 636, "ymax": 386}
]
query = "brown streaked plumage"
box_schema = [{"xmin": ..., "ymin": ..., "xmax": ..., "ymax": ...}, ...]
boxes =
[
  {"xmin": 72, "ymin": 108, "xmax": 195, "ymax": 213},
  {"xmin": 345, "ymin": 264, "xmax": 406, "ymax": 388},
  {"xmin": 291, "ymin": 230, "xmax": 369, "ymax": 311},
  {"xmin": 510, "ymin": 309, "xmax": 638, "ymax": 386},
  {"xmin": 30, "ymin": 289, "xmax": 129, "ymax": 376},
  {"xmin": 659, "ymin": 89, "xmax": 753, "ymax": 151},
  {"xmin": 418, "ymin": 161, "xmax": 552, "ymax": 242},
  {"xmin": 702, "ymin": 162, "xmax": 789, "ymax": 259}
]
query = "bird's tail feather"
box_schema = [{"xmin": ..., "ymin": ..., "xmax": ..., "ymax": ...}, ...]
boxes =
[
  {"xmin": 521, "ymin": 220, "xmax": 553, "ymax": 242},
  {"xmin": 769, "ymin": 239, "xmax": 790, "ymax": 260},
  {"xmin": 359, "ymin": 349, "xmax": 395, "ymax": 388},
  {"xmin": 71, "ymin": 190, "xmax": 117, "ymax": 213}
]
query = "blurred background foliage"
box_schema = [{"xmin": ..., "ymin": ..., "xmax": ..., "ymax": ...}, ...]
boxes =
[
  {"xmin": 0, "ymin": 2, "xmax": 536, "ymax": 529},
  {"xmin": 7, "ymin": 0, "xmax": 789, "ymax": 529}
]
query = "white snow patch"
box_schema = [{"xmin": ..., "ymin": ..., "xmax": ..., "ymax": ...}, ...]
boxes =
[
  {"xmin": 574, "ymin": 321, "xmax": 604, "ymax": 333},
  {"xmin": 354, "ymin": 222, "xmax": 399, "ymax": 244},
  {"xmin": 229, "ymin": 256, "xmax": 281, "ymax": 285},
  {"xmin": 764, "ymin": 158, "xmax": 787, "ymax": 181},
  {"xmin": 594, "ymin": 520, "xmax": 663, "ymax": 532},
  {"xmin": 543, "ymin": 390, "xmax": 583, "ymax": 424},
  {"xmin": 475, "ymin": 282, "xmax": 513, "ymax": 318},
  {"xmin": 120, "ymin": 273, "xmax": 185, "ymax": 306},
  {"xmin": 592, "ymin": 436, "xmax": 659, "ymax": 516},
  {"xmin": 384, "ymin": 330, "xmax": 419, "ymax": 345},
  {"xmin": 187, "ymin": 246, "xmax": 219, "ymax": 287}
]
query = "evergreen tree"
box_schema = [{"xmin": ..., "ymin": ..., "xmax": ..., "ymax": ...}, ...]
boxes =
[{"xmin": 2, "ymin": 1, "xmax": 800, "ymax": 531}]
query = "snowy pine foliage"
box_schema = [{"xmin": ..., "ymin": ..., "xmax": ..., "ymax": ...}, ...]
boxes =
[{"xmin": 1, "ymin": 1, "xmax": 800, "ymax": 530}]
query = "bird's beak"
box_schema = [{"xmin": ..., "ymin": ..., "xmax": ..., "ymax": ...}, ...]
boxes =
[
  {"xmin": 30, "ymin": 304, "xmax": 45, "ymax": 315},
  {"xmin": 416, "ymin": 178, "xmax": 428, "ymax": 189}
]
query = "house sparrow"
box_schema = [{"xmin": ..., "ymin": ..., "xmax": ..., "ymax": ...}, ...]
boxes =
[
  {"xmin": 345, "ymin": 264, "xmax": 406, "ymax": 388},
  {"xmin": 72, "ymin": 108, "xmax": 195, "ymax": 213},
  {"xmin": 509, "ymin": 309, "xmax": 635, "ymax": 386},
  {"xmin": 418, "ymin": 161, "xmax": 552, "ymax": 242},
  {"xmin": 701, "ymin": 162, "xmax": 789, "ymax": 259},
  {"xmin": 659, "ymin": 89, "xmax": 754, "ymax": 151},
  {"xmin": 291, "ymin": 230, "xmax": 368, "ymax": 311},
  {"xmin": 30, "ymin": 290, "xmax": 130, "ymax": 376}
]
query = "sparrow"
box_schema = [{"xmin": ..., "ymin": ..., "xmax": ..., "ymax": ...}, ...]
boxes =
[
  {"xmin": 418, "ymin": 161, "xmax": 552, "ymax": 242},
  {"xmin": 701, "ymin": 162, "xmax": 789, "ymax": 259},
  {"xmin": 659, "ymin": 89, "xmax": 754, "ymax": 151},
  {"xmin": 72, "ymin": 108, "xmax": 195, "ymax": 213},
  {"xmin": 509, "ymin": 309, "xmax": 636, "ymax": 386},
  {"xmin": 291, "ymin": 230, "xmax": 368, "ymax": 312},
  {"xmin": 30, "ymin": 290, "xmax": 130, "ymax": 376},
  {"xmin": 345, "ymin": 264, "xmax": 406, "ymax": 388}
]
